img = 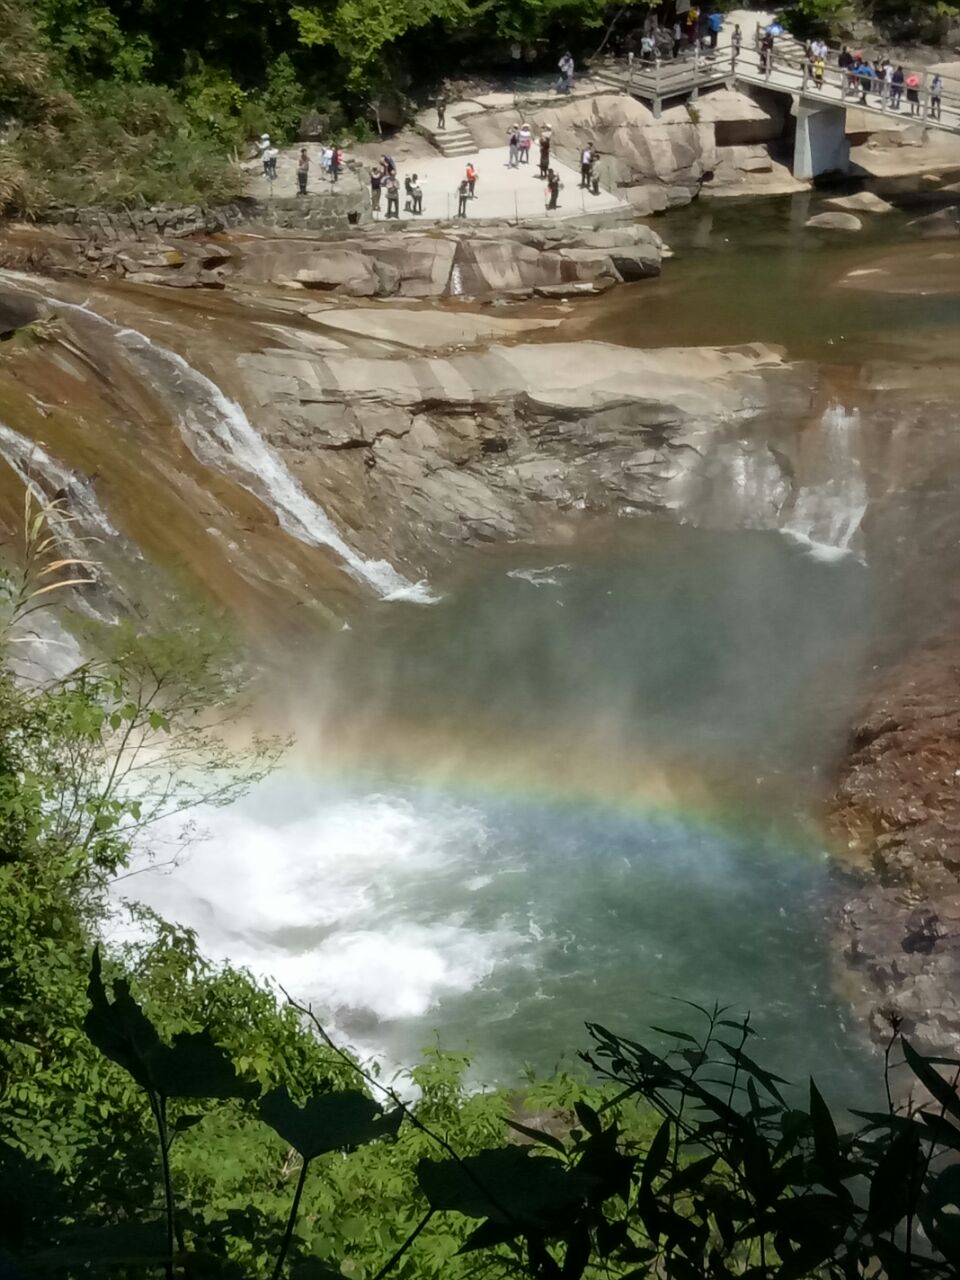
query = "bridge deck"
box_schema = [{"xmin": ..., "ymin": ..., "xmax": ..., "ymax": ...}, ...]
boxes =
[{"xmin": 594, "ymin": 44, "xmax": 960, "ymax": 137}]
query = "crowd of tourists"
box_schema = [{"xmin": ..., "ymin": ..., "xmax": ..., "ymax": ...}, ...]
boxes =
[
  {"xmin": 255, "ymin": 134, "xmax": 345, "ymax": 193},
  {"xmin": 829, "ymin": 46, "xmax": 944, "ymax": 117}
]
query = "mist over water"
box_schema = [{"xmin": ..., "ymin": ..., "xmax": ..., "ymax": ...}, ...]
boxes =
[{"xmin": 125, "ymin": 524, "xmax": 886, "ymax": 1098}]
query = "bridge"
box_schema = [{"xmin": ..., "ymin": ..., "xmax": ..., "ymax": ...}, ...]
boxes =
[{"xmin": 592, "ymin": 41, "xmax": 960, "ymax": 179}]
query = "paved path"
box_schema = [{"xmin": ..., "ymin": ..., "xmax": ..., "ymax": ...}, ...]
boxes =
[
  {"xmin": 366, "ymin": 148, "xmax": 627, "ymax": 223},
  {"xmin": 246, "ymin": 142, "xmax": 628, "ymax": 222}
]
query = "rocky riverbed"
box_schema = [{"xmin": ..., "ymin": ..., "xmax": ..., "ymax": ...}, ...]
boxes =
[{"xmin": 1, "ymin": 193, "xmax": 960, "ymax": 1071}]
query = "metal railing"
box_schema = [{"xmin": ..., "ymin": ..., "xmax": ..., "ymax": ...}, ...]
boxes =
[{"xmin": 593, "ymin": 39, "xmax": 960, "ymax": 133}]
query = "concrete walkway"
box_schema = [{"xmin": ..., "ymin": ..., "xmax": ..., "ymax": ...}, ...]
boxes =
[
  {"xmin": 367, "ymin": 147, "xmax": 627, "ymax": 222},
  {"xmin": 245, "ymin": 142, "xmax": 628, "ymax": 222}
]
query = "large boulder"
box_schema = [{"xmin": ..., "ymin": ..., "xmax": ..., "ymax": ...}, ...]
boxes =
[
  {"xmin": 806, "ymin": 211, "xmax": 863, "ymax": 232},
  {"xmin": 826, "ymin": 191, "xmax": 894, "ymax": 214},
  {"xmin": 454, "ymin": 239, "xmax": 564, "ymax": 293},
  {"xmin": 286, "ymin": 250, "xmax": 380, "ymax": 296},
  {"xmin": 662, "ymin": 88, "xmax": 787, "ymax": 146},
  {"xmin": 465, "ymin": 94, "xmax": 711, "ymax": 192},
  {"xmin": 359, "ymin": 235, "xmax": 457, "ymax": 297},
  {"xmin": 909, "ymin": 205, "xmax": 960, "ymax": 236}
]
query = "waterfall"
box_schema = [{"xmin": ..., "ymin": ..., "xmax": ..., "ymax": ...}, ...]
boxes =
[
  {"xmin": 0, "ymin": 422, "xmax": 119, "ymax": 545},
  {"xmin": 781, "ymin": 406, "xmax": 868, "ymax": 564},
  {"xmin": 0, "ymin": 421, "xmax": 121, "ymax": 623},
  {"xmin": 0, "ymin": 276, "xmax": 435, "ymax": 603}
]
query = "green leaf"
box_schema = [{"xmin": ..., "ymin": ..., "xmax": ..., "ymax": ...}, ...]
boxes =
[
  {"xmin": 809, "ymin": 1079, "xmax": 841, "ymax": 1179},
  {"xmin": 83, "ymin": 946, "xmax": 163, "ymax": 1092},
  {"xmin": 417, "ymin": 1147, "xmax": 594, "ymax": 1230},
  {"xmin": 641, "ymin": 1118, "xmax": 671, "ymax": 1193},
  {"xmin": 573, "ymin": 1101, "xmax": 600, "ymax": 1137},
  {"xmin": 505, "ymin": 1119, "xmax": 567, "ymax": 1153},
  {"xmin": 157, "ymin": 1031, "xmax": 259, "ymax": 1101},
  {"xmin": 173, "ymin": 1114, "xmax": 204, "ymax": 1134},
  {"xmin": 21, "ymin": 1220, "xmax": 168, "ymax": 1269},
  {"xmin": 84, "ymin": 949, "xmax": 257, "ymax": 1100},
  {"xmin": 659, "ymin": 1154, "xmax": 717, "ymax": 1197},
  {"xmin": 260, "ymin": 1087, "xmax": 400, "ymax": 1159},
  {"xmin": 902, "ymin": 1038, "xmax": 960, "ymax": 1123},
  {"xmin": 867, "ymin": 1123, "xmax": 920, "ymax": 1232},
  {"xmin": 458, "ymin": 1218, "xmax": 522, "ymax": 1253}
]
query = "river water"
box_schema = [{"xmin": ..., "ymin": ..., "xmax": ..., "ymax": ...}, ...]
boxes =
[
  {"xmin": 128, "ymin": 523, "xmax": 887, "ymax": 1097},
  {"xmin": 36, "ymin": 192, "xmax": 958, "ymax": 1100}
]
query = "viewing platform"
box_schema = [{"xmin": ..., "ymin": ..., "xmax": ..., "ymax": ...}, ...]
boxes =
[{"xmin": 593, "ymin": 42, "xmax": 960, "ymax": 176}]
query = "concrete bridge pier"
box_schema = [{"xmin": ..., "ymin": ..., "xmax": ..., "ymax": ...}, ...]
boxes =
[{"xmin": 794, "ymin": 100, "xmax": 851, "ymax": 179}]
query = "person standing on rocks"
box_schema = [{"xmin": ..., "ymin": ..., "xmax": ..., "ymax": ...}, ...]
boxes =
[
  {"xmin": 405, "ymin": 173, "xmax": 423, "ymax": 214},
  {"xmin": 731, "ymin": 24, "xmax": 742, "ymax": 64},
  {"xmin": 519, "ymin": 122, "xmax": 532, "ymax": 164},
  {"xmin": 457, "ymin": 178, "xmax": 469, "ymax": 217},
  {"xmin": 257, "ymin": 133, "xmax": 272, "ymax": 177},
  {"xmin": 580, "ymin": 144, "xmax": 593, "ymax": 188},
  {"xmin": 385, "ymin": 172, "xmax": 400, "ymax": 217},
  {"xmin": 296, "ymin": 147, "xmax": 310, "ymax": 195},
  {"xmin": 330, "ymin": 145, "xmax": 341, "ymax": 183},
  {"xmin": 538, "ymin": 131, "xmax": 551, "ymax": 179},
  {"xmin": 466, "ymin": 160, "xmax": 477, "ymax": 197},
  {"xmin": 369, "ymin": 166, "xmax": 383, "ymax": 214},
  {"xmin": 546, "ymin": 169, "xmax": 561, "ymax": 210},
  {"xmin": 557, "ymin": 51, "xmax": 574, "ymax": 93},
  {"xmin": 507, "ymin": 124, "xmax": 520, "ymax": 168},
  {"xmin": 436, "ymin": 93, "xmax": 446, "ymax": 129}
]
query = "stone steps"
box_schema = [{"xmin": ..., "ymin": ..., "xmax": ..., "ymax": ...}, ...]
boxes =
[{"xmin": 428, "ymin": 125, "xmax": 477, "ymax": 157}]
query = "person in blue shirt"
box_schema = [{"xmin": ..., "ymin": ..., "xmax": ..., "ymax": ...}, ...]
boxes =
[{"xmin": 707, "ymin": 10, "xmax": 723, "ymax": 51}]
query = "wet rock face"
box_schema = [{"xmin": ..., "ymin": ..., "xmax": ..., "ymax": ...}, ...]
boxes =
[
  {"xmin": 832, "ymin": 633, "xmax": 960, "ymax": 1059},
  {"xmin": 229, "ymin": 337, "xmax": 809, "ymax": 568}
]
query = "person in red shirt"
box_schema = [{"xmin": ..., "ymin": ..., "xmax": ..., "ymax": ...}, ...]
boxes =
[{"xmin": 465, "ymin": 162, "xmax": 477, "ymax": 197}]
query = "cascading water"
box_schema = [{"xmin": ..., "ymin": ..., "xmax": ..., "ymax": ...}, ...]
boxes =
[
  {"xmin": 0, "ymin": 421, "xmax": 119, "ymax": 545},
  {"xmin": 0, "ymin": 422, "xmax": 126, "ymax": 623},
  {"xmin": 0, "ymin": 274, "xmax": 435, "ymax": 603},
  {"xmin": 781, "ymin": 406, "xmax": 868, "ymax": 563},
  {"xmin": 120, "ymin": 528, "xmax": 882, "ymax": 1093}
]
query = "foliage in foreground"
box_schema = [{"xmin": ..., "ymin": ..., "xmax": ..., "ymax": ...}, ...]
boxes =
[
  {"xmin": 8, "ymin": 961, "xmax": 960, "ymax": 1280},
  {"xmin": 4, "ymin": 498, "xmax": 960, "ymax": 1280}
]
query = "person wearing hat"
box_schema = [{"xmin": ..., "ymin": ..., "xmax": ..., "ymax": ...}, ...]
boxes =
[
  {"xmin": 518, "ymin": 122, "xmax": 532, "ymax": 164},
  {"xmin": 257, "ymin": 133, "xmax": 272, "ymax": 177}
]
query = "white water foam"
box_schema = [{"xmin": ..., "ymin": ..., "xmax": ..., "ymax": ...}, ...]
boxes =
[
  {"xmin": 507, "ymin": 564, "xmax": 571, "ymax": 588},
  {"xmin": 781, "ymin": 406, "xmax": 868, "ymax": 563},
  {"xmin": 114, "ymin": 790, "xmax": 523, "ymax": 1031},
  {"xmin": 0, "ymin": 421, "xmax": 126, "ymax": 624},
  {"xmin": 0, "ymin": 421, "xmax": 119, "ymax": 543},
  {"xmin": 0, "ymin": 275, "xmax": 435, "ymax": 603}
]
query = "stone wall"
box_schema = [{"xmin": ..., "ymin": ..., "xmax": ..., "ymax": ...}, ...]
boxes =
[{"xmin": 45, "ymin": 189, "xmax": 369, "ymax": 238}]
